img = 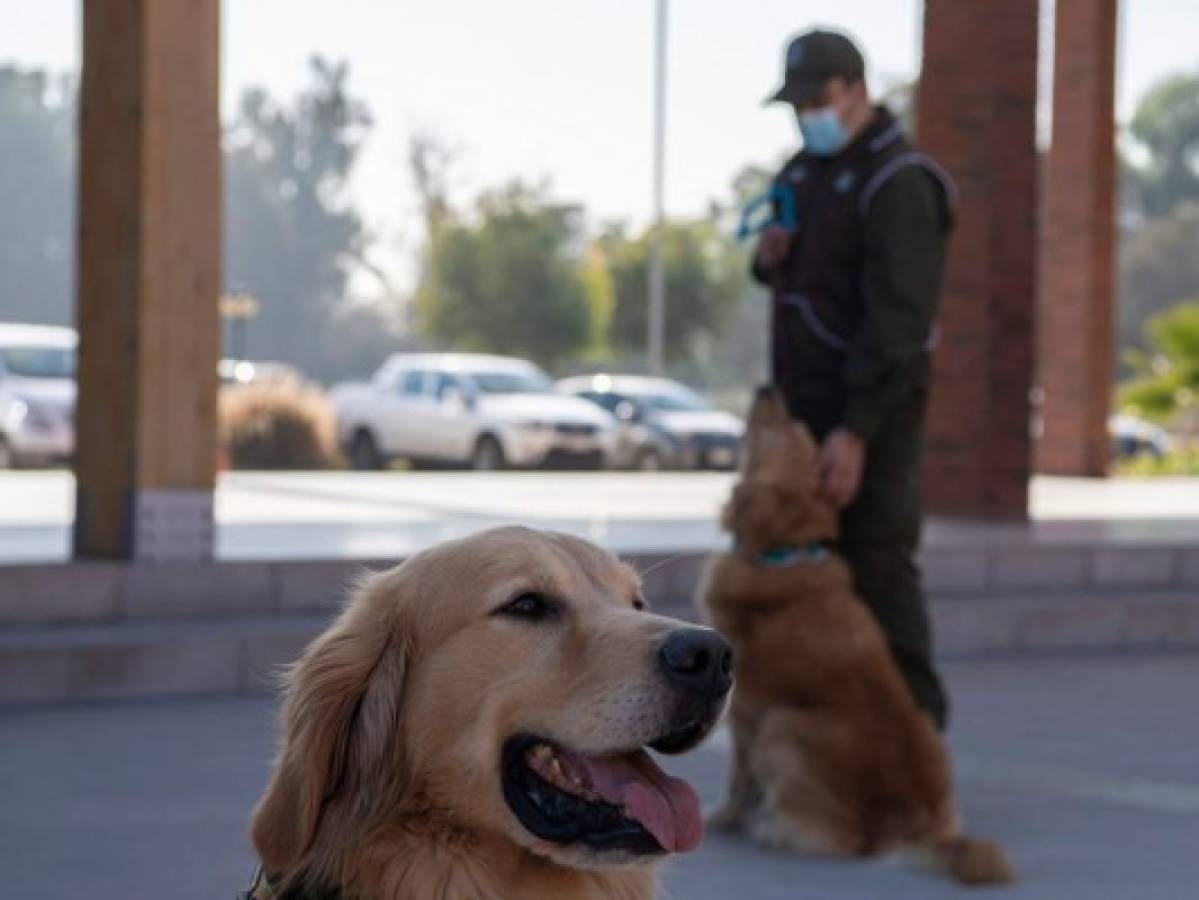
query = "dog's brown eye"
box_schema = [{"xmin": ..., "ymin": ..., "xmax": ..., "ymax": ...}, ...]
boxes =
[{"xmin": 496, "ymin": 592, "xmax": 558, "ymax": 621}]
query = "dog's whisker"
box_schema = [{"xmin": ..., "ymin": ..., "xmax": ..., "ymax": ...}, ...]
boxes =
[{"xmin": 632, "ymin": 551, "xmax": 713, "ymax": 581}]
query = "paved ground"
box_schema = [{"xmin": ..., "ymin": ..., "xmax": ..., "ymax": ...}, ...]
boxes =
[
  {"xmin": 4, "ymin": 471, "xmax": 1199, "ymax": 562},
  {"xmin": 2, "ymin": 653, "xmax": 1197, "ymax": 899}
]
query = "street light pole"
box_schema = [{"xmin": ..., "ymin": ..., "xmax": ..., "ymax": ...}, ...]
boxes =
[{"xmin": 647, "ymin": 0, "xmax": 668, "ymax": 375}]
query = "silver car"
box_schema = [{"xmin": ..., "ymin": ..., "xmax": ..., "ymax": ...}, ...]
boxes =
[
  {"xmin": 0, "ymin": 324, "xmax": 76, "ymax": 468},
  {"xmin": 557, "ymin": 374, "xmax": 744, "ymax": 470}
]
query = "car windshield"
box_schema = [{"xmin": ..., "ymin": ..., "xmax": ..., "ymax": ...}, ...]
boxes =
[
  {"xmin": 469, "ymin": 370, "xmax": 553, "ymax": 394},
  {"xmin": 632, "ymin": 391, "xmax": 709, "ymax": 413},
  {"xmin": 0, "ymin": 346, "xmax": 75, "ymax": 379}
]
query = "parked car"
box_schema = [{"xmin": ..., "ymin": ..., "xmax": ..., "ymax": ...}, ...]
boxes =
[
  {"xmin": 0, "ymin": 324, "xmax": 76, "ymax": 468},
  {"xmin": 331, "ymin": 353, "xmax": 617, "ymax": 470},
  {"xmin": 556, "ymin": 374, "xmax": 744, "ymax": 470},
  {"xmin": 1109, "ymin": 413, "xmax": 1171, "ymax": 461}
]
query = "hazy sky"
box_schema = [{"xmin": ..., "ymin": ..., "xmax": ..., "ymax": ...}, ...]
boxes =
[{"xmin": 4, "ymin": 0, "xmax": 1198, "ymax": 290}]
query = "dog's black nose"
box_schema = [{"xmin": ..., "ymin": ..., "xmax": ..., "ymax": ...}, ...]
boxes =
[{"xmin": 658, "ymin": 628, "xmax": 733, "ymax": 698}]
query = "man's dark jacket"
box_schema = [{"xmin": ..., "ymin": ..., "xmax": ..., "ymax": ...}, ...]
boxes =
[{"xmin": 752, "ymin": 105, "xmax": 955, "ymax": 441}]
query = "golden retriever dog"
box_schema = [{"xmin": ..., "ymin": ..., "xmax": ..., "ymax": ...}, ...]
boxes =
[
  {"xmin": 699, "ymin": 387, "xmax": 1014, "ymax": 886},
  {"xmin": 247, "ymin": 526, "xmax": 732, "ymax": 900}
]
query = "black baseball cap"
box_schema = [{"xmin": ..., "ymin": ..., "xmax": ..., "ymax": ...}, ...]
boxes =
[{"xmin": 766, "ymin": 30, "xmax": 865, "ymax": 106}]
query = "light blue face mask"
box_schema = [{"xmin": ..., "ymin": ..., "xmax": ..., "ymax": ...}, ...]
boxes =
[{"xmin": 797, "ymin": 106, "xmax": 849, "ymax": 157}]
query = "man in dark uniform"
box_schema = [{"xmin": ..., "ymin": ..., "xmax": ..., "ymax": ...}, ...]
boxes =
[{"xmin": 752, "ymin": 29, "xmax": 955, "ymax": 729}]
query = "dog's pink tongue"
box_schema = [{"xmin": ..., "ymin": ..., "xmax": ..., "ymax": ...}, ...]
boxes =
[{"xmin": 575, "ymin": 749, "xmax": 703, "ymax": 852}]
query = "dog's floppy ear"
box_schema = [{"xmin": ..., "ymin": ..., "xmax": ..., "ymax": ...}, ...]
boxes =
[{"xmin": 250, "ymin": 574, "xmax": 409, "ymax": 877}]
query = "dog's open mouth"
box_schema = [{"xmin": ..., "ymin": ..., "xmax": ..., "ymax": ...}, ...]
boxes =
[{"xmin": 501, "ymin": 729, "xmax": 706, "ymax": 856}]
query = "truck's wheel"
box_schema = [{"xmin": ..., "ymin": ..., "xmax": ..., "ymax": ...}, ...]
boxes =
[
  {"xmin": 349, "ymin": 430, "xmax": 384, "ymax": 471},
  {"xmin": 471, "ymin": 435, "xmax": 504, "ymax": 471}
]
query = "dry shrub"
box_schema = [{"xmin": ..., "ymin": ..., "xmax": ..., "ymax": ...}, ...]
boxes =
[{"xmin": 219, "ymin": 376, "xmax": 342, "ymax": 470}]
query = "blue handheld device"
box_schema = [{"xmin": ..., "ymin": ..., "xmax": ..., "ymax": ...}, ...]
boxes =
[{"xmin": 735, "ymin": 183, "xmax": 798, "ymax": 241}]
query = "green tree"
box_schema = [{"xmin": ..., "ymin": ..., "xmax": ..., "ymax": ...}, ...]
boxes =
[
  {"xmin": 1124, "ymin": 73, "xmax": 1199, "ymax": 219},
  {"xmin": 1118, "ymin": 203, "xmax": 1199, "ymax": 364},
  {"xmin": 0, "ymin": 66, "xmax": 75, "ymax": 326},
  {"xmin": 415, "ymin": 181, "xmax": 590, "ymax": 367},
  {"xmin": 1118, "ymin": 301, "xmax": 1199, "ymax": 423},
  {"xmin": 409, "ymin": 131, "xmax": 457, "ymax": 241},
  {"xmin": 600, "ymin": 219, "xmax": 743, "ymax": 366},
  {"xmin": 0, "ymin": 60, "xmax": 398, "ymax": 382},
  {"xmin": 578, "ymin": 243, "xmax": 615, "ymax": 360},
  {"xmin": 225, "ymin": 57, "xmax": 400, "ymax": 383}
]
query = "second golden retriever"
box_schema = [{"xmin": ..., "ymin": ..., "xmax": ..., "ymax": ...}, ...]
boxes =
[
  {"xmin": 700, "ymin": 387, "xmax": 1014, "ymax": 886},
  {"xmin": 248, "ymin": 526, "xmax": 732, "ymax": 900}
]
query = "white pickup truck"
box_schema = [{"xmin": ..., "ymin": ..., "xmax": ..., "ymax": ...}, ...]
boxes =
[{"xmin": 330, "ymin": 353, "xmax": 618, "ymax": 470}]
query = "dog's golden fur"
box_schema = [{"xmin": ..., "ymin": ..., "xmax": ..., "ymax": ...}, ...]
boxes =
[
  {"xmin": 250, "ymin": 527, "xmax": 722, "ymax": 900},
  {"xmin": 699, "ymin": 389, "xmax": 1014, "ymax": 885}
]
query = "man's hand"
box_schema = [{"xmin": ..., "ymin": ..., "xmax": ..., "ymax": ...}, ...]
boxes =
[
  {"xmin": 819, "ymin": 428, "xmax": 865, "ymax": 509},
  {"xmin": 756, "ymin": 225, "xmax": 795, "ymax": 271}
]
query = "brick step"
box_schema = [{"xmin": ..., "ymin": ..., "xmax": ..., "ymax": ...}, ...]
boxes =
[
  {"xmin": 0, "ymin": 615, "xmax": 326, "ymax": 705},
  {"xmin": 673, "ymin": 589, "xmax": 1199, "ymax": 653},
  {"xmin": 3, "ymin": 589, "xmax": 1198, "ymax": 706},
  {"xmin": 2, "ymin": 542, "xmax": 1198, "ymax": 630},
  {"xmin": 928, "ymin": 590, "xmax": 1199, "ymax": 657},
  {"xmin": 658, "ymin": 588, "xmax": 1199, "ymax": 656}
]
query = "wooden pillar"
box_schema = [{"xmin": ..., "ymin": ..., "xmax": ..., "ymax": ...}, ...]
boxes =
[
  {"xmin": 74, "ymin": 0, "xmax": 221, "ymax": 560},
  {"xmin": 1036, "ymin": 0, "xmax": 1118, "ymax": 476},
  {"xmin": 918, "ymin": 0, "xmax": 1040, "ymax": 519}
]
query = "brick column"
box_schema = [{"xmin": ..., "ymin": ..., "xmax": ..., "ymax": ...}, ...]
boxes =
[
  {"xmin": 917, "ymin": 0, "xmax": 1040, "ymax": 519},
  {"xmin": 1036, "ymin": 0, "xmax": 1117, "ymax": 476}
]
